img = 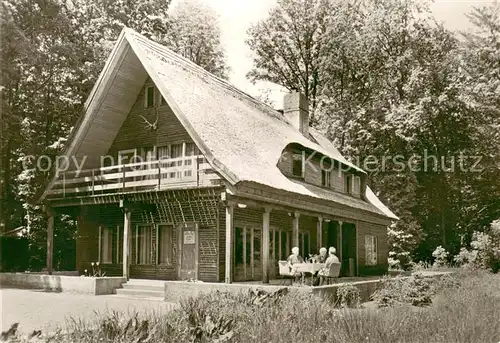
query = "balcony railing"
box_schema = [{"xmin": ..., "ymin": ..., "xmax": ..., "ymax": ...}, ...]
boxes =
[{"xmin": 47, "ymin": 155, "xmax": 222, "ymax": 198}]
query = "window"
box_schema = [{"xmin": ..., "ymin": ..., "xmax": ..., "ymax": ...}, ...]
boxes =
[
  {"xmin": 118, "ymin": 149, "xmax": 138, "ymax": 165},
  {"xmin": 116, "ymin": 226, "xmax": 123, "ymax": 264},
  {"xmin": 99, "ymin": 226, "xmax": 113, "ymax": 263},
  {"xmin": 345, "ymin": 174, "xmax": 352, "ymax": 194},
  {"xmin": 184, "ymin": 142, "xmax": 196, "ymax": 177},
  {"xmin": 353, "ymin": 176, "xmax": 361, "ymax": 196},
  {"xmin": 145, "ymin": 85, "xmax": 155, "ymax": 108},
  {"xmin": 136, "ymin": 225, "xmax": 153, "ymax": 264},
  {"xmin": 158, "ymin": 145, "xmax": 170, "ymax": 161},
  {"xmin": 365, "ymin": 235, "xmax": 378, "ymax": 265},
  {"xmin": 298, "ymin": 232, "xmax": 310, "ymax": 258},
  {"xmin": 157, "ymin": 224, "xmax": 173, "ymax": 265},
  {"xmin": 322, "ymin": 169, "xmax": 331, "ymax": 187},
  {"xmin": 170, "ymin": 143, "xmax": 183, "ymax": 178},
  {"xmin": 292, "ymin": 153, "xmax": 303, "ymax": 177}
]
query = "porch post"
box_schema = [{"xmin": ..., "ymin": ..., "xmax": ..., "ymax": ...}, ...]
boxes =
[
  {"xmin": 225, "ymin": 205, "xmax": 234, "ymax": 284},
  {"xmin": 338, "ymin": 220, "xmax": 343, "ymax": 269},
  {"xmin": 317, "ymin": 217, "xmax": 323, "ymax": 249},
  {"xmin": 292, "ymin": 212, "xmax": 299, "ymax": 249},
  {"xmin": 123, "ymin": 210, "xmax": 132, "ymax": 280},
  {"xmin": 46, "ymin": 207, "xmax": 54, "ymax": 275},
  {"xmin": 262, "ymin": 207, "xmax": 271, "ymax": 284}
]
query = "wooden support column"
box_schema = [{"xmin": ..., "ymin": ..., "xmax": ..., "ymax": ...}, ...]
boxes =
[
  {"xmin": 262, "ymin": 207, "xmax": 271, "ymax": 284},
  {"xmin": 225, "ymin": 205, "xmax": 234, "ymax": 284},
  {"xmin": 46, "ymin": 207, "xmax": 54, "ymax": 275},
  {"xmin": 292, "ymin": 212, "xmax": 300, "ymax": 249},
  {"xmin": 317, "ymin": 217, "xmax": 323, "ymax": 249},
  {"xmin": 355, "ymin": 220, "xmax": 359, "ymax": 276},
  {"xmin": 122, "ymin": 210, "xmax": 132, "ymax": 280},
  {"xmin": 338, "ymin": 220, "xmax": 343, "ymax": 271}
]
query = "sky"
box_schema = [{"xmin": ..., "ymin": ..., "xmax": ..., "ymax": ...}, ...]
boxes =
[{"xmin": 171, "ymin": 0, "xmax": 495, "ymax": 108}]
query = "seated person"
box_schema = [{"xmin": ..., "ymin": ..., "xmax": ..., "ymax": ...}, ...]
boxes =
[
  {"xmin": 287, "ymin": 246, "xmax": 304, "ymax": 265},
  {"xmin": 318, "ymin": 247, "xmax": 340, "ymax": 286},
  {"xmin": 287, "ymin": 247, "xmax": 304, "ymax": 282},
  {"xmin": 317, "ymin": 247, "xmax": 327, "ymax": 263}
]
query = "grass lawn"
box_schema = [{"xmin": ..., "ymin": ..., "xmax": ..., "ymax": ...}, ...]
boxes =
[{"xmin": 5, "ymin": 270, "xmax": 500, "ymax": 343}]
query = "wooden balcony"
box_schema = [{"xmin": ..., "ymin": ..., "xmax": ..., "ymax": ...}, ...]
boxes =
[{"xmin": 46, "ymin": 155, "xmax": 222, "ymax": 198}]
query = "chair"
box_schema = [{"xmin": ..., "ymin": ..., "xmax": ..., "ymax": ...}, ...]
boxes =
[
  {"xmin": 324, "ymin": 262, "xmax": 341, "ymax": 285},
  {"xmin": 278, "ymin": 260, "xmax": 294, "ymax": 285}
]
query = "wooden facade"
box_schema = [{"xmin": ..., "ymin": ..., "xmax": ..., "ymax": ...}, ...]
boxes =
[{"xmin": 40, "ymin": 29, "xmax": 395, "ymax": 283}]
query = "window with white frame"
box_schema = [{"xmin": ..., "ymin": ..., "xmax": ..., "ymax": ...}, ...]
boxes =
[
  {"xmin": 99, "ymin": 226, "xmax": 113, "ymax": 264},
  {"xmin": 365, "ymin": 235, "xmax": 378, "ymax": 265},
  {"xmin": 157, "ymin": 224, "xmax": 173, "ymax": 265}
]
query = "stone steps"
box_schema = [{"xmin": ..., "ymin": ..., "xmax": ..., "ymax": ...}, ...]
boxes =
[{"xmin": 114, "ymin": 279, "xmax": 166, "ymax": 300}]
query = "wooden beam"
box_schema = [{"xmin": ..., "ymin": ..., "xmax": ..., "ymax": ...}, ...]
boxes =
[
  {"xmin": 338, "ymin": 220, "xmax": 343, "ymax": 275},
  {"xmin": 356, "ymin": 220, "xmax": 359, "ymax": 276},
  {"xmin": 292, "ymin": 212, "xmax": 299, "ymax": 249},
  {"xmin": 119, "ymin": 199, "xmax": 156, "ymax": 212},
  {"xmin": 123, "ymin": 210, "xmax": 132, "ymax": 280},
  {"xmin": 317, "ymin": 217, "xmax": 323, "ymax": 249},
  {"xmin": 262, "ymin": 207, "xmax": 271, "ymax": 284},
  {"xmin": 225, "ymin": 205, "xmax": 234, "ymax": 284},
  {"xmin": 46, "ymin": 211, "xmax": 54, "ymax": 275}
]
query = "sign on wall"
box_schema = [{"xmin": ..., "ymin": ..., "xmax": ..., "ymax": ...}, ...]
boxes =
[{"xmin": 183, "ymin": 230, "xmax": 195, "ymax": 244}]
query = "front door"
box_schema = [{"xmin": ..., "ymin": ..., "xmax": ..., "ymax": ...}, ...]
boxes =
[{"xmin": 178, "ymin": 222, "xmax": 198, "ymax": 280}]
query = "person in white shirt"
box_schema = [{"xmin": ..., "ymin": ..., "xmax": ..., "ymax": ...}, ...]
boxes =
[{"xmin": 318, "ymin": 247, "xmax": 340, "ymax": 285}]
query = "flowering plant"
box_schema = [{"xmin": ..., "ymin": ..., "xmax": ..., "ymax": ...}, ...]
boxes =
[{"xmin": 82, "ymin": 261, "xmax": 106, "ymax": 277}]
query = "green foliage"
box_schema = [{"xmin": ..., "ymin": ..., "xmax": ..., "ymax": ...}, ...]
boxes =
[{"xmin": 336, "ymin": 283, "xmax": 360, "ymax": 308}]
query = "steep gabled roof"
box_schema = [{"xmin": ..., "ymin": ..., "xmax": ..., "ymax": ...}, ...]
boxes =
[{"xmin": 39, "ymin": 27, "xmax": 397, "ymax": 221}]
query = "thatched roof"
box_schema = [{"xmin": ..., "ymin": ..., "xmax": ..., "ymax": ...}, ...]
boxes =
[{"xmin": 40, "ymin": 27, "xmax": 397, "ymax": 221}]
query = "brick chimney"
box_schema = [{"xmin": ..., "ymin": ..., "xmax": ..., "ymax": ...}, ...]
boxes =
[{"xmin": 283, "ymin": 90, "xmax": 309, "ymax": 137}]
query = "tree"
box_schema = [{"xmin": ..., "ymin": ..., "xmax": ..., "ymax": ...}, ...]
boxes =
[
  {"xmin": 246, "ymin": 0, "xmax": 336, "ymax": 120},
  {"xmin": 0, "ymin": 0, "xmax": 173, "ymax": 269},
  {"xmin": 165, "ymin": 0, "xmax": 229, "ymax": 78},
  {"xmin": 317, "ymin": 0, "xmax": 500, "ymax": 261}
]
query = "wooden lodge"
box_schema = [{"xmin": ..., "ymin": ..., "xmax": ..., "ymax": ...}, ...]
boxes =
[{"xmin": 38, "ymin": 28, "xmax": 398, "ymax": 283}]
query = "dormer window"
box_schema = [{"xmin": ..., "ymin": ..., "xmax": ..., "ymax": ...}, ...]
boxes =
[
  {"xmin": 145, "ymin": 85, "xmax": 155, "ymax": 108},
  {"xmin": 292, "ymin": 153, "xmax": 303, "ymax": 178},
  {"xmin": 321, "ymin": 169, "xmax": 331, "ymax": 187},
  {"xmin": 345, "ymin": 174, "xmax": 352, "ymax": 194}
]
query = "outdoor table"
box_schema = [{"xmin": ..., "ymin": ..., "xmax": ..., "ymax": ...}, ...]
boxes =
[{"xmin": 292, "ymin": 263, "xmax": 325, "ymax": 284}]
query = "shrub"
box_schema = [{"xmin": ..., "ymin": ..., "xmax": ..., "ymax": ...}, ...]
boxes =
[
  {"xmin": 5, "ymin": 272, "xmax": 500, "ymax": 343},
  {"xmin": 432, "ymin": 246, "xmax": 449, "ymax": 267},
  {"xmin": 336, "ymin": 283, "xmax": 360, "ymax": 308},
  {"xmin": 371, "ymin": 273, "xmax": 434, "ymax": 307},
  {"xmin": 453, "ymin": 221, "xmax": 500, "ymax": 273}
]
